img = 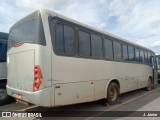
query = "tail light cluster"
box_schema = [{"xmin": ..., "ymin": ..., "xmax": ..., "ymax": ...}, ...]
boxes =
[{"xmin": 33, "ymin": 65, "xmax": 43, "ymax": 92}]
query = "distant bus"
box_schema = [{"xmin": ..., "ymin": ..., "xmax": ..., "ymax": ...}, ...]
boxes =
[
  {"xmin": 0, "ymin": 32, "xmax": 13, "ymax": 105},
  {"xmin": 7, "ymin": 9, "xmax": 156, "ymax": 107},
  {"xmin": 156, "ymin": 55, "xmax": 160, "ymax": 83}
]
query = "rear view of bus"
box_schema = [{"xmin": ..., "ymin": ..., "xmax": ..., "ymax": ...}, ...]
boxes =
[{"xmin": 7, "ymin": 10, "xmax": 52, "ymax": 106}]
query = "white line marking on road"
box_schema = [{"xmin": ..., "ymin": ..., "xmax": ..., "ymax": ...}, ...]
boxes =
[
  {"xmin": 85, "ymin": 88, "xmax": 158, "ymax": 120},
  {"xmin": 17, "ymin": 105, "xmax": 37, "ymax": 111}
]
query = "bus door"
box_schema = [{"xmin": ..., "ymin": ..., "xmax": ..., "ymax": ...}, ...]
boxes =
[
  {"xmin": 151, "ymin": 56, "xmax": 158, "ymax": 84},
  {"xmin": 156, "ymin": 55, "xmax": 160, "ymax": 83}
]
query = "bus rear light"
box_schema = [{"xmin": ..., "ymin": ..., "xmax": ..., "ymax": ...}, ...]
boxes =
[{"xmin": 33, "ymin": 65, "xmax": 43, "ymax": 92}]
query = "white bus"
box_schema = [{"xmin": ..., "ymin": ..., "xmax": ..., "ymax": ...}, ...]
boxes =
[
  {"xmin": 7, "ymin": 9, "xmax": 156, "ymax": 107},
  {"xmin": 0, "ymin": 32, "xmax": 13, "ymax": 105}
]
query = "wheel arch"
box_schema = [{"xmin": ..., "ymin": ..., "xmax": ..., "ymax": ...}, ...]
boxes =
[
  {"xmin": 105, "ymin": 79, "xmax": 120, "ymax": 98},
  {"xmin": 146, "ymin": 75, "xmax": 153, "ymax": 91},
  {"xmin": 149, "ymin": 76, "xmax": 153, "ymax": 81}
]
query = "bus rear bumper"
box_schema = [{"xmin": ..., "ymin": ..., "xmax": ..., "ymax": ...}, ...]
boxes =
[{"xmin": 6, "ymin": 85, "xmax": 53, "ymax": 107}]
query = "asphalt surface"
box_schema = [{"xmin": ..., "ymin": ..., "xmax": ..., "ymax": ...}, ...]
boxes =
[{"xmin": 1, "ymin": 84, "xmax": 160, "ymax": 120}]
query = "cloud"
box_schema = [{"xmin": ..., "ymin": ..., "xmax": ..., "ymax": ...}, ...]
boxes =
[
  {"xmin": 152, "ymin": 41, "xmax": 160, "ymax": 48},
  {"xmin": 99, "ymin": 22, "xmax": 107, "ymax": 30},
  {"xmin": 104, "ymin": 0, "xmax": 160, "ymax": 54},
  {"xmin": 6, "ymin": 0, "xmax": 110, "ymax": 32},
  {"xmin": 139, "ymin": 33, "xmax": 157, "ymax": 39},
  {"xmin": 150, "ymin": 20, "xmax": 160, "ymax": 29},
  {"xmin": 0, "ymin": 0, "xmax": 28, "ymax": 32}
]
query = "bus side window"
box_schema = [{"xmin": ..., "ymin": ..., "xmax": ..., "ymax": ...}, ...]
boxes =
[
  {"xmin": 64, "ymin": 25, "xmax": 75, "ymax": 55},
  {"xmin": 104, "ymin": 39, "xmax": 113, "ymax": 59},
  {"xmin": 128, "ymin": 46, "xmax": 135, "ymax": 61},
  {"xmin": 78, "ymin": 31, "xmax": 91, "ymax": 57},
  {"xmin": 140, "ymin": 50, "xmax": 144, "ymax": 63},
  {"xmin": 135, "ymin": 48, "xmax": 140, "ymax": 62},
  {"xmin": 144, "ymin": 51, "xmax": 148, "ymax": 63},
  {"xmin": 122, "ymin": 44, "xmax": 128, "ymax": 61},
  {"xmin": 56, "ymin": 23, "xmax": 64, "ymax": 54},
  {"xmin": 113, "ymin": 41, "xmax": 122, "ymax": 60},
  {"xmin": 55, "ymin": 23, "xmax": 75, "ymax": 55},
  {"xmin": 91, "ymin": 34, "xmax": 103, "ymax": 58}
]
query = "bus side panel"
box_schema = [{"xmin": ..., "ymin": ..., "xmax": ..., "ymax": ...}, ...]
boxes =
[
  {"xmin": 54, "ymin": 82, "xmax": 94, "ymax": 106},
  {"xmin": 138, "ymin": 76, "xmax": 146, "ymax": 89},
  {"xmin": 137, "ymin": 66, "xmax": 152, "ymax": 89},
  {"xmin": 94, "ymin": 80, "xmax": 108, "ymax": 100},
  {"xmin": 132, "ymin": 77, "xmax": 138, "ymax": 91},
  {"xmin": 51, "ymin": 51, "xmax": 153, "ymax": 105},
  {"xmin": 127, "ymin": 77, "xmax": 138, "ymax": 91}
]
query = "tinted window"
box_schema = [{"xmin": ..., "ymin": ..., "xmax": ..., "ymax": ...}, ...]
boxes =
[
  {"xmin": 9, "ymin": 19, "xmax": 36, "ymax": 48},
  {"xmin": 151, "ymin": 52, "xmax": 156, "ymax": 68},
  {"xmin": 135, "ymin": 48, "xmax": 140, "ymax": 62},
  {"xmin": 78, "ymin": 31, "xmax": 90, "ymax": 57},
  {"xmin": 56, "ymin": 24, "xmax": 75, "ymax": 55},
  {"xmin": 56, "ymin": 24, "xmax": 64, "ymax": 53},
  {"xmin": 0, "ymin": 39, "xmax": 7, "ymax": 62},
  {"xmin": 91, "ymin": 34, "xmax": 103, "ymax": 58},
  {"xmin": 128, "ymin": 46, "xmax": 134, "ymax": 61},
  {"xmin": 148, "ymin": 52, "xmax": 151, "ymax": 64},
  {"xmin": 113, "ymin": 41, "xmax": 122, "ymax": 60},
  {"xmin": 144, "ymin": 51, "xmax": 148, "ymax": 63},
  {"xmin": 64, "ymin": 25, "xmax": 75, "ymax": 55},
  {"xmin": 122, "ymin": 45, "xmax": 128, "ymax": 60},
  {"xmin": 140, "ymin": 50, "xmax": 144, "ymax": 63},
  {"xmin": 104, "ymin": 39, "xmax": 113, "ymax": 59}
]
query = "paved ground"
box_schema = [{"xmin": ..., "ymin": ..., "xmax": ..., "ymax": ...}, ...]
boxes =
[{"xmin": 1, "ymin": 85, "xmax": 160, "ymax": 120}]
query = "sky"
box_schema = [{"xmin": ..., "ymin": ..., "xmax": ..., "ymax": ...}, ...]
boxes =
[{"xmin": 0, "ymin": 0, "xmax": 160, "ymax": 54}]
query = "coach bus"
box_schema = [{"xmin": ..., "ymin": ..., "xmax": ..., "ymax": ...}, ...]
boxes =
[
  {"xmin": 7, "ymin": 9, "xmax": 156, "ymax": 107},
  {"xmin": 0, "ymin": 32, "xmax": 13, "ymax": 105}
]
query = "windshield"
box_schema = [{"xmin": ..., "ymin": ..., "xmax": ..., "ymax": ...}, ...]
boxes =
[{"xmin": 8, "ymin": 18, "xmax": 36, "ymax": 49}]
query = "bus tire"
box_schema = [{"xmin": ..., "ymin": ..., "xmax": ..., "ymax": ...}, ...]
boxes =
[
  {"xmin": 0, "ymin": 85, "xmax": 13, "ymax": 106},
  {"xmin": 146, "ymin": 77, "xmax": 153, "ymax": 91},
  {"xmin": 107, "ymin": 82, "xmax": 119, "ymax": 105}
]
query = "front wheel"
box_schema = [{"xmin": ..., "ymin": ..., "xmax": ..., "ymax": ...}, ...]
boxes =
[{"xmin": 107, "ymin": 82, "xmax": 119, "ymax": 105}]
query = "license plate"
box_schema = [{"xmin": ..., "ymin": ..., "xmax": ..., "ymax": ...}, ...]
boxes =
[{"xmin": 15, "ymin": 94, "xmax": 23, "ymax": 100}]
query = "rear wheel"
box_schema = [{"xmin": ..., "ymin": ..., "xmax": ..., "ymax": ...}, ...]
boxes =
[
  {"xmin": 147, "ymin": 77, "xmax": 153, "ymax": 91},
  {"xmin": 107, "ymin": 82, "xmax": 119, "ymax": 105}
]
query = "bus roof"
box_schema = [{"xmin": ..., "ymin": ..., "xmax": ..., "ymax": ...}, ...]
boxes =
[{"xmin": 10, "ymin": 9, "xmax": 154, "ymax": 53}]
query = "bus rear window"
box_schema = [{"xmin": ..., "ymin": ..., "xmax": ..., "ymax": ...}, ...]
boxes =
[{"xmin": 8, "ymin": 18, "xmax": 36, "ymax": 49}]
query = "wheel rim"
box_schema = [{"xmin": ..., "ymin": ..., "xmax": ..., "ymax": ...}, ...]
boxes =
[
  {"xmin": 109, "ymin": 86, "xmax": 117, "ymax": 101},
  {"xmin": 0, "ymin": 89, "xmax": 7, "ymax": 100}
]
